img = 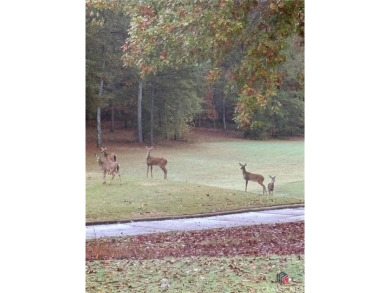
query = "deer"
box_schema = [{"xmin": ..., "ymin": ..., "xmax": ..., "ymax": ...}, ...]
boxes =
[
  {"xmin": 146, "ymin": 146, "xmax": 168, "ymax": 179},
  {"xmin": 95, "ymin": 153, "xmax": 122, "ymax": 185},
  {"xmin": 100, "ymin": 146, "xmax": 117, "ymax": 162},
  {"xmin": 268, "ymin": 175, "xmax": 276, "ymax": 196},
  {"xmin": 100, "ymin": 147, "xmax": 117, "ymax": 175},
  {"xmin": 239, "ymin": 163, "xmax": 268, "ymax": 195}
]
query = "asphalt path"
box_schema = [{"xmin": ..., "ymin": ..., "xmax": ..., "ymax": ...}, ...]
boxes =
[{"xmin": 86, "ymin": 207, "xmax": 304, "ymax": 240}]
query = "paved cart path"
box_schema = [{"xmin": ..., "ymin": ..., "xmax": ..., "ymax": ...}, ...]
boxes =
[{"xmin": 86, "ymin": 207, "xmax": 304, "ymax": 239}]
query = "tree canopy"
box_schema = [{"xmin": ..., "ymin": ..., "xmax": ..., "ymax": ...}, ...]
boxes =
[{"xmin": 86, "ymin": 0, "xmax": 304, "ymax": 141}]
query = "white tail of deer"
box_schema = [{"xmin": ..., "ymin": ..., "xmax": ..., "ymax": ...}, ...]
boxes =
[
  {"xmin": 95, "ymin": 153, "xmax": 122, "ymax": 185},
  {"xmin": 146, "ymin": 146, "xmax": 168, "ymax": 179},
  {"xmin": 100, "ymin": 146, "xmax": 117, "ymax": 162},
  {"xmin": 268, "ymin": 175, "xmax": 276, "ymax": 195},
  {"xmin": 239, "ymin": 163, "xmax": 267, "ymax": 195}
]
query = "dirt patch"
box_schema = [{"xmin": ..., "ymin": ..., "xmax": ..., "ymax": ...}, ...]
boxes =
[{"xmin": 86, "ymin": 221, "xmax": 304, "ymax": 260}]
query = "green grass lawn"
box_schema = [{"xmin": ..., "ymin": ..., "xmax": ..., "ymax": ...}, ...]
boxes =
[
  {"xmin": 86, "ymin": 255, "xmax": 304, "ymax": 292},
  {"xmin": 86, "ymin": 128, "xmax": 304, "ymax": 222}
]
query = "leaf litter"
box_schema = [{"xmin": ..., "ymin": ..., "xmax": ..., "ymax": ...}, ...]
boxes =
[{"xmin": 86, "ymin": 221, "xmax": 304, "ymax": 292}]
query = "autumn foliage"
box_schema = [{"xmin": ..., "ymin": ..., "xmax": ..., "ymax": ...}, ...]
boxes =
[
  {"xmin": 121, "ymin": 0, "xmax": 304, "ymax": 130},
  {"xmin": 86, "ymin": 221, "xmax": 304, "ymax": 261}
]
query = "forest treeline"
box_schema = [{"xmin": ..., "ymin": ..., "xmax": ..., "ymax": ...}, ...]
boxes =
[{"xmin": 86, "ymin": 0, "xmax": 304, "ymax": 145}]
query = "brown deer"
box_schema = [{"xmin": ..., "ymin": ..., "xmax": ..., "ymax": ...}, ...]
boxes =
[
  {"xmin": 268, "ymin": 175, "xmax": 276, "ymax": 195},
  {"xmin": 146, "ymin": 146, "xmax": 168, "ymax": 179},
  {"xmin": 100, "ymin": 146, "xmax": 117, "ymax": 162},
  {"xmin": 239, "ymin": 163, "xmax": 268, "ymax": 195},
  {"xmin": 95, "ymin": 153, "xmax": 122, "ymax": 185}
]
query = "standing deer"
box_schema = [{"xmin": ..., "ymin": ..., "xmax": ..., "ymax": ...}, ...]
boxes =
[
  {"xmin": 239, "ymin": 163, "xmax": 268, "ymax": 195},
  {"xmin": 100, "ymin": 146, "xmax": 117, "ymax": 162},
  {"xmin": 146, "ymin": 146, "xmax": 168, "ymax": 179},
  {"xmin": 268, "ymin": 175, "xmax": 276, "ymax": 195},
  {"xmin": 95, "ymin": 153, "xmax": 122, "ymax": 185}
]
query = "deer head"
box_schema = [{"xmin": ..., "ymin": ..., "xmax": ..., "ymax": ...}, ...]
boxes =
[
  {"xmin": 146, "ymin": 146, "xmax": 153, "ymax": 155},
  {"xmin": 239, "ymin": 163, "xmax": 247, "ymax": 170}
]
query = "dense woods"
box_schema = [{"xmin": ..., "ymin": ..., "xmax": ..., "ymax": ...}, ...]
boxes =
[{"xmin": 86, "ymin": 0, "xmax": 304, "ymax": 145}]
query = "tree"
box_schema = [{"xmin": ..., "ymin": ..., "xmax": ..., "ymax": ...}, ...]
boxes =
[
  {"xmin": 140, "ymin": 67, "xmax": 205, "ymax": 142},
  {"xmin": 86, "ymin": 0, "xmax": 138, "ymax": 145},
  {"xmin": 137, "ymin": 79, "xmax": 143, "ymax": 142},
  {"xmin": 122, "ymin": 0, "xmax": 304, "ymax": 134}
]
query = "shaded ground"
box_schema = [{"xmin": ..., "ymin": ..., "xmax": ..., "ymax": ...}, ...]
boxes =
[{"xmin": 86, "ymin": 221, "xmax": 304, "ymax": 260}]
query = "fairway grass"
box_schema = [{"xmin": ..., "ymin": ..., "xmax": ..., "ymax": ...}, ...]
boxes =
[
  {"xmin": 86, "ymin": 129, "xmax": 304, "ymax": 222},
  {"xmin": 86, "ymin": 255, "xmax": 304, "ymax": 292},
  {"xmin": 86, "ymin": 176, "xmax": 303, "ymax": 222}
]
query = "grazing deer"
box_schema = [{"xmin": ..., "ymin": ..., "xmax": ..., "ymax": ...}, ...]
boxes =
[
  {"xmin": 239, "ymin": 163, "xmax": 268, "ymax": 195},
  {"xmin": 146, "ymin": 146, "xmax": 168, "ymax": 179},
  {"xmin": 95, "ymin": 153, "xmax": 122, "ymax": 185},
  {"xmin": 100, "ymin": 146, "xmax": 117, "ymax": 162},
  {"xmin": 268, "ymin": 175, "xmax": 276, "ymax": 195}
]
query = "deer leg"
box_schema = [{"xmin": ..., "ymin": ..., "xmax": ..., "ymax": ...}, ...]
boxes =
[
  {"xmin": 147, "ymin": 165, "xmax": 149, "ymax": 178},
  {"xmin": 150, "ymin": 165, "xmax": 153, "ymax": 178},
  {"xmin": 160, "ymin": 166, "xmax": 168, "ymax": 179},
  {"xmin": 103, "ymin": 171, "xmax": 107, "ymax": 184},
  {"xmin": 259, "ymin": 183, "xmax": 267, "ymax": 195},
  {"xmin": 109, "ymin": 173, "xmax": 116, "ymax": 185},
  {"xmin": 245, "ymin": 180, "xmax": 248, "ymax": 192},
  {"xmin": 118, "ymin": 173, "xmax": 122, "ymax": 185}
]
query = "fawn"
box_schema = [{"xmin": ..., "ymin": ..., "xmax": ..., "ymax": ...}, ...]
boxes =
[
  {"xmin": 268, "ymin": 175, "xmax": 276, "ymax": 195},
  {"xmin": 146, "ymin": 146, "xmax": 168, "ymax": 179},
  {"xmin": 95, "ymin": 153, "xmax": 122, "ymax": 185},
  {"xmin": 239, "ymin": 163, "xmax": 267, "ymax": 195}
]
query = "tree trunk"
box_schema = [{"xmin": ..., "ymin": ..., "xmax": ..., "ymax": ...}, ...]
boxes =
[
  {"xmin": 137, "ymin": 79, "xmax": 143, "ymax": 142},
  {"xmin": 164, "ymin": 99, "xmax": 168, "ymax": 140},
  {"xmin": 97, "ymin": 107, "xmax": 102, "ymax": 147},
  {"xmin": 222, "ymin": 94, "xmax": 226, "ymax": 130},
  {"xmin": 174, "ymin": 101, "xmax": 182, "ymax": 140},
  {"xmin": 123, "ymin": 110, "xmax": 128, "ymax": 128},
  {"xmin": 150, "ymin": 82, "xmax": 155, "ymax": 145},
  {"xmin": 96, "ymin": 46, "xmax": 105, "ymax": 148},
  {"xmin": 110, "ymin": 104, "xmax": 115, "ymax": 132}
]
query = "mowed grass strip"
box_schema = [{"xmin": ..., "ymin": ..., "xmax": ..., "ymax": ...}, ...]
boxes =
[
  {"xmin": 86, "ymin": 129, "xmax": 304, "ymax": 222},
  {"xmin": 86, "ymin": 255, "xmax": 304, "ymax": 293},
  {"xmin": 86, "ymin": 176, "xmax": 303, "ymax": 222}
]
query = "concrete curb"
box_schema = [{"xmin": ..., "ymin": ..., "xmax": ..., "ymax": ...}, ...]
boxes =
[{"xmin": 86, "ymin": 203, "xmax": 304, "ymax": 226}]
